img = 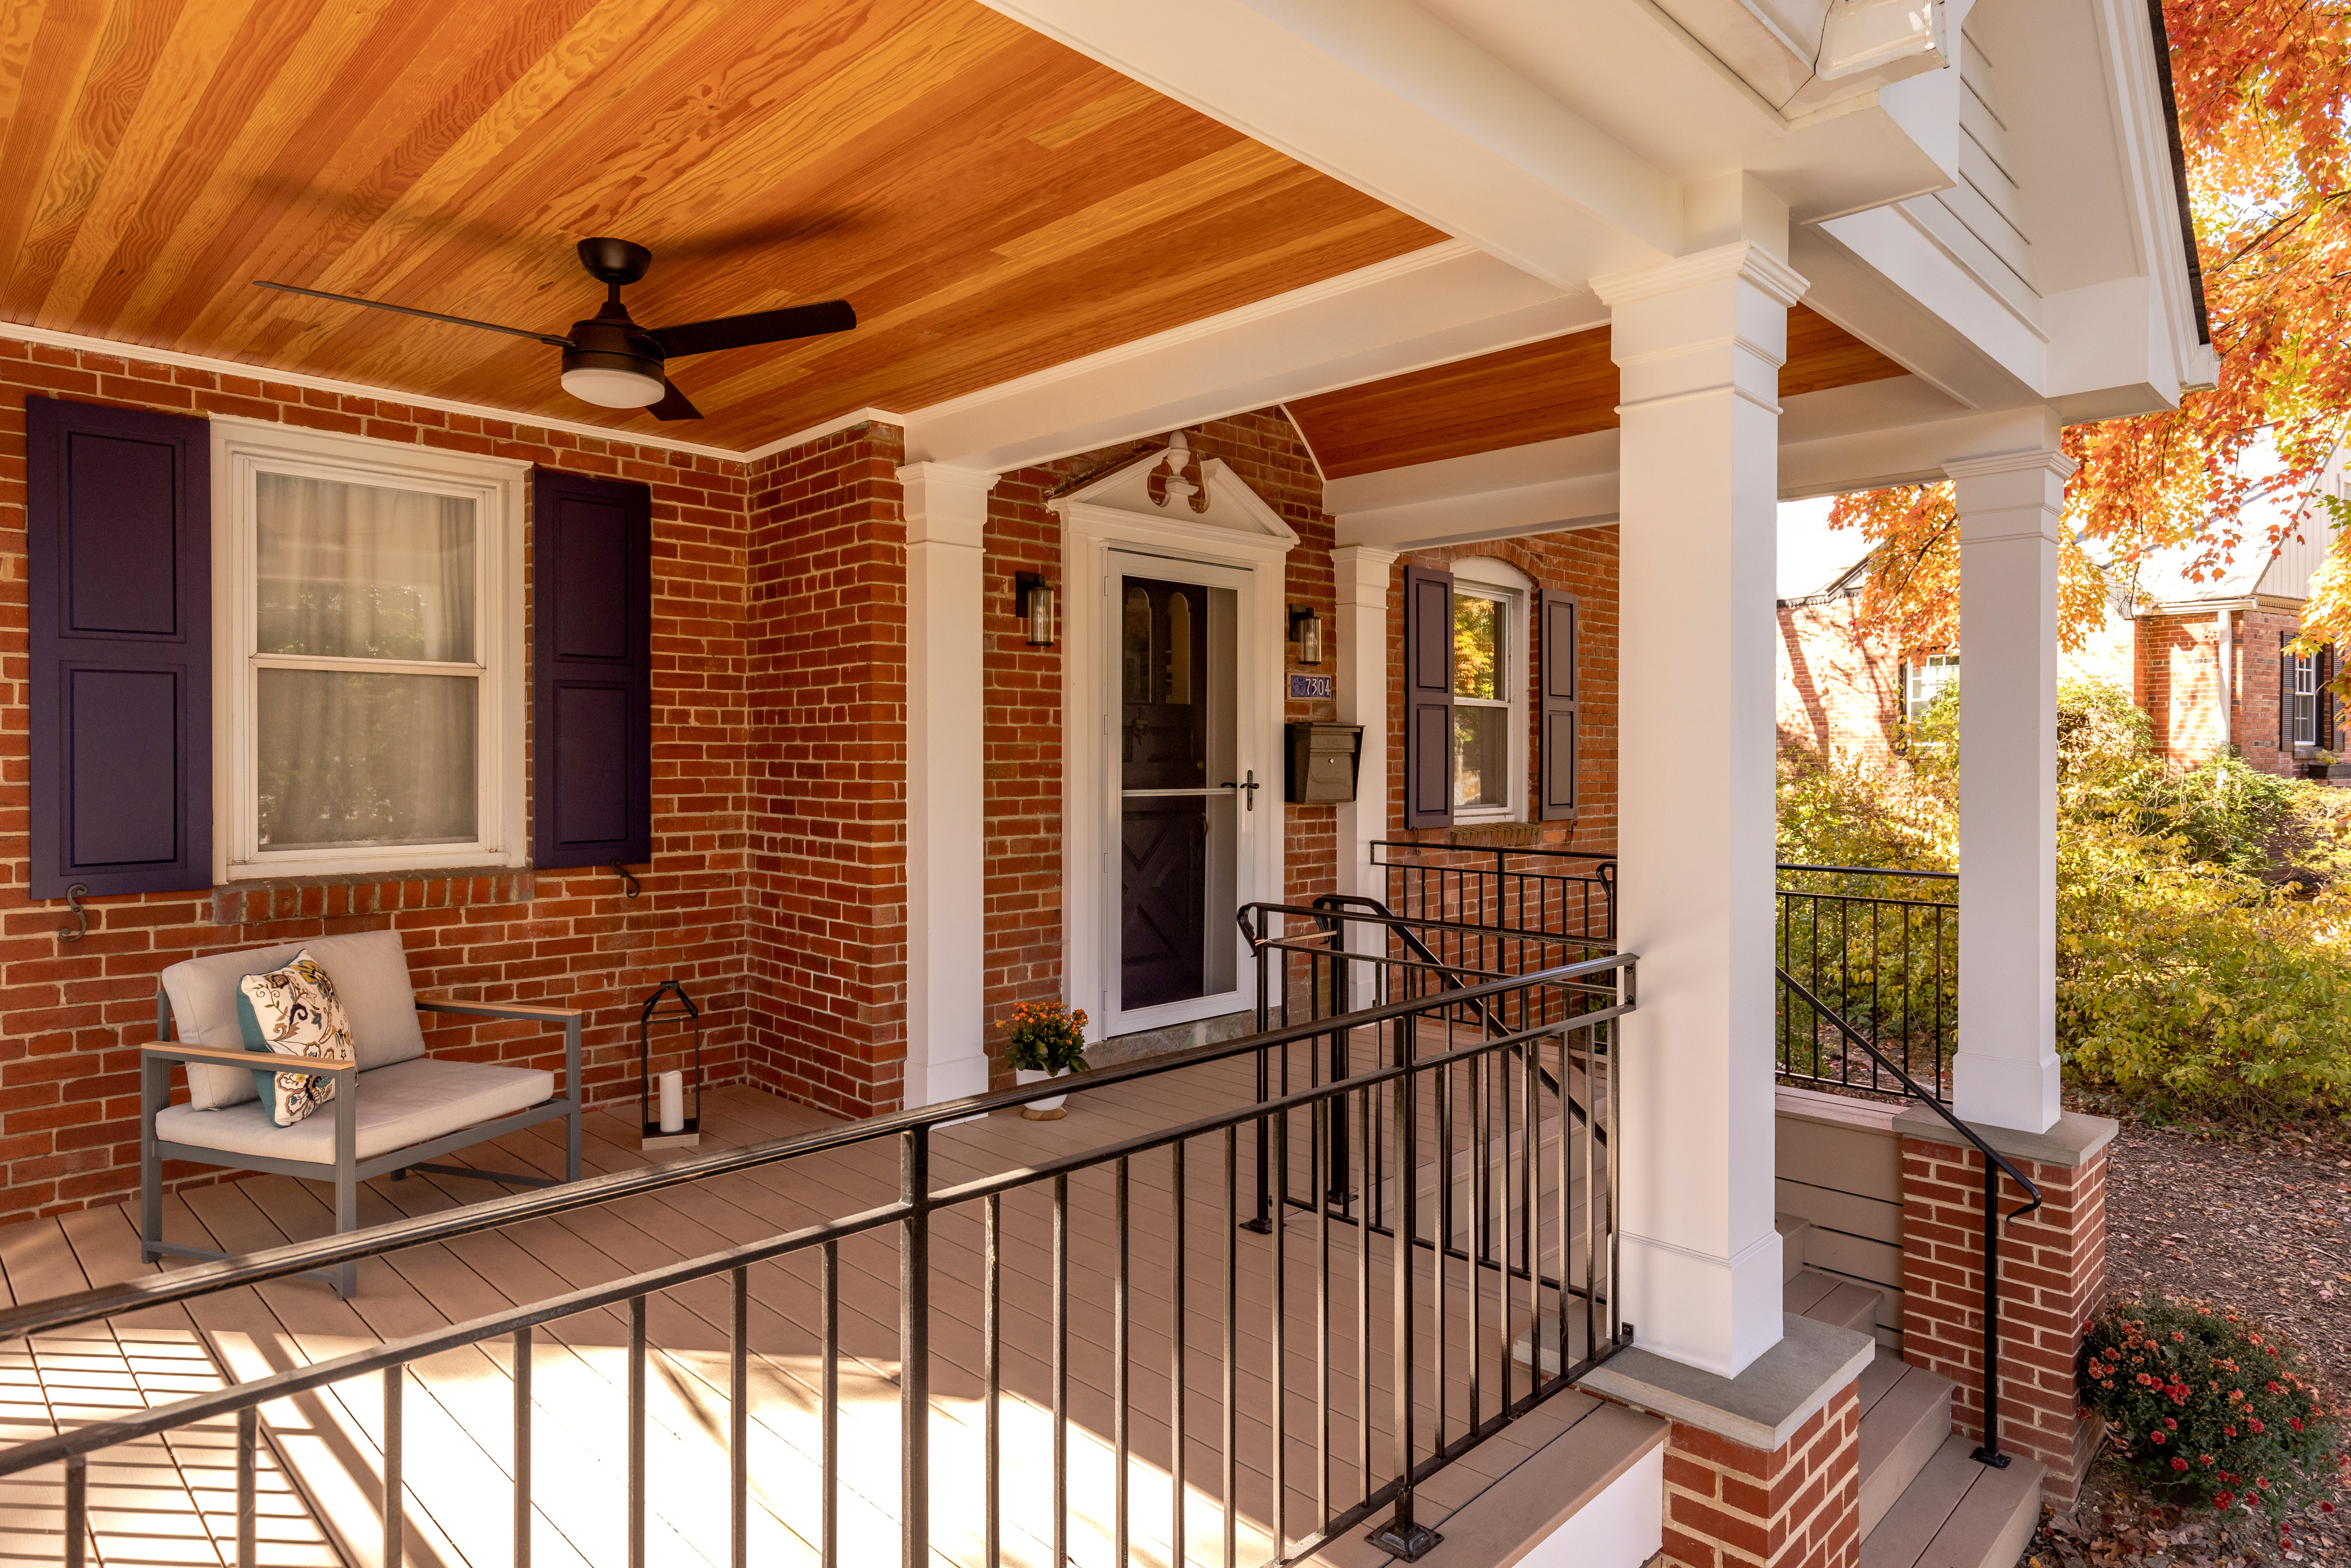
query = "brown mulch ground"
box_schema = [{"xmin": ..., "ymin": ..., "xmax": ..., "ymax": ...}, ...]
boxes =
[{"xmin": 2028, "ymin": 1120, "xmax": 2351, "ymax": 1567}]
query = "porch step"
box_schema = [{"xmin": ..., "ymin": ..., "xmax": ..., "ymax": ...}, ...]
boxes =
[
  {"xmin": 1784, "ymin": 1267, "xmax": 1877, "ymax": 1337},
  {"xmin": 1861, "ymin": 1435, "xmax": 2044, "ymax": 1568},
  {"xmin": 1857, "ymin": 1360, "xmax": 1954, "ymax": 1538},
  {"xmin": 1776, "ymin": 1211, "xmax": 1812, "ymax": 1282}
]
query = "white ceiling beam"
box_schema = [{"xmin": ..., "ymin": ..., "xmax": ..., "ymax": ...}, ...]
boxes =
[
  {"xmin": 976, "ymin": 0, "xmax": 1684, "ymax": 287},
  {"xmin": 902, "ymin": 242, "xmax": 1599, "ymax": 471}
]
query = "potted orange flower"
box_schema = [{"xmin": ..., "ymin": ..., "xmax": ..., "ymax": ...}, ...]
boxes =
[{"xmin": 1000, "ymin": 1001, "xmax": 1089, "ymax": 1120}]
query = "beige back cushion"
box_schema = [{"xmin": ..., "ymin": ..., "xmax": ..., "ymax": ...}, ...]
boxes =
[{"xmin": 162, "ymin": 929, "xmax": 428, "ymax": 1109}]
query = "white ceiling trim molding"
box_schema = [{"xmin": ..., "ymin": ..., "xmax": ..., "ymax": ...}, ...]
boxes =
[
  {"xmin": 0, "ymin": 320, "xmax": 748, "ymax": 463},
  {"xmin": 744, "ymin": 406, "xmax": 906, "ymax": 463}
]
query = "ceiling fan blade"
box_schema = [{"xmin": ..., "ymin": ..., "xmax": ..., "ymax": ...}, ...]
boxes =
[
  {"xmin": 651, "ymin": 300, "xmax": 855, "ymax": 359},
  {"xmin": 647, "ymin": 379, "xmax": 702, "ymax": 421},
  {"xmin": 253, "ymin": 280, "xmax": 573, "ymax": 347}
]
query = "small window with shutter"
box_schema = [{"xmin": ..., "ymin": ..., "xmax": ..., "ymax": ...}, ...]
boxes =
[{"xmin": 215, "ymin": 422, "xmax": 527, "ymax": 879}]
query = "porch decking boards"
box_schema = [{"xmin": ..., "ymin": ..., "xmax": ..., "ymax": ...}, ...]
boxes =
[{"xmin": 0, "ymin": 1037, "xmax": 1611, "ymax": 1568}]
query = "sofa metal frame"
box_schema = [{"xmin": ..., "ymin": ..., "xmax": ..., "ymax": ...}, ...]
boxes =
[{"xmin": 139, "ymin": 994, "xmax": 584, "ymax": 1299}]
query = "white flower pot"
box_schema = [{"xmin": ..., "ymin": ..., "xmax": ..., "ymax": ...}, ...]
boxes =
[{"xmin": 1014, "ymin": 1067, "xmax": 1069, "ymax": 1119}]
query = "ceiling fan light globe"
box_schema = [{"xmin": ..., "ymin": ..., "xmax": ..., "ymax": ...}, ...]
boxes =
[{"xmin": 560, "ymin": 364, "xmax": 665, "ymax": 408}]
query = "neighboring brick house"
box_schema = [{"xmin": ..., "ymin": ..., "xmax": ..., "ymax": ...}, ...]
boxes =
[{"xmin": 1777, "ymin": 463, "xmax": 2348, "ymax": 775}]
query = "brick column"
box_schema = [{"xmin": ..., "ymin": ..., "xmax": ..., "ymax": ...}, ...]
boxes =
[
  {"xmin": 1586, "ymin": 1314, "xmax": 1871, "ymax": 1568},
  {"xmin": 1895, "ymin": 1108, "xmax": 2117, "ymax": 1500},
  {"xmin": 1662, "ymin": 1385, "xmax": 1861, "ymax": 1568}
]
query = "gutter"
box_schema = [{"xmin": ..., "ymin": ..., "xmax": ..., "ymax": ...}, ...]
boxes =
[{"xmin": 2145, "ymin": 0, "xmax": 2212, "ymax": 346}]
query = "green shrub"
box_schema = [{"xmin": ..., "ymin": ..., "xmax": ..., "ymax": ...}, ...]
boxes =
[
  {"xmin": 2079, "ymin": 1295, "xmax": 2336, "ymax": 1513},
  {"xmin": 1779, "ymin": 677, "xmax": 2351, "ymax": 1115}
]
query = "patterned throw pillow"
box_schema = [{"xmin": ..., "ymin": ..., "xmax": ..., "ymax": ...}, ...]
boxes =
[{"xmin": 233, "ymin": 952, "xmax": 354, "ymax": 1127}]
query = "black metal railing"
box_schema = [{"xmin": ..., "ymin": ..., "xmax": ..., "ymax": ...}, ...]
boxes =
[
  {"xmin": 1777, "ymin": 967, "xmax": 2037, "ymax": 1468},
  {"xmin": 1776, "ymin": 862, "xmax": 1957, "ymax": 1102},
  {"xmin": 0, "ymin": 950, "xmax": 1632, "ymax": 1568},
  {"xmin": 1371, "ymin": 841, "xmax": 1616, "ymax": 964}
]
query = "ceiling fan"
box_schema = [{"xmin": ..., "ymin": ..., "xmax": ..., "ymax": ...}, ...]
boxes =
[{"xmin": 254, "ymin": 237, "xmax": 856, "ymax": 420}]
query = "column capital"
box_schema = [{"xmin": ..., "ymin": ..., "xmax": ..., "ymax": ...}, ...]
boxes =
[
  {"xmin": 1941, "ymin": 448, "xmax": 2076, "ymax": 484},
  {"xmin": 896, "ymin": 462, "xmax": 999, "ymax": 549},
  {"xmin": 1329, "ymin": 544, "xmax": 1398, "ymax": 605},
  {"xmin": 1590, "ymin": 240, "xmax": 1808, "ymax": 311}
]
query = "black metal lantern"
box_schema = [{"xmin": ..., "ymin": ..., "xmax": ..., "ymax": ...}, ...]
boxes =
[
  {"xmin": 1015, "ymin": 571, "xmax": 1057, "ymax": 647},
  {"xmin": 1289, "ymin": 604, "xmax": 1324, "ymax": 667},
  {"xmin": 638, "ymin": 980, "xmax": 702, "ymax": 1149}
]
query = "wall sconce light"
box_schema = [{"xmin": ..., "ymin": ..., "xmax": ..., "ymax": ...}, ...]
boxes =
[
  {"xmin": 1289, "ymin": 605, "xmax": 1324, "ymax": 667},
  {"xmin": 1016, "ymin": 572, "xmax": 1057, "ymax": 648}
]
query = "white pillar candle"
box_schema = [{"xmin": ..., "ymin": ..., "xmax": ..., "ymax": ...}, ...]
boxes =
[{"xmin": 658, "ymin": 1070, "xmax": 685, "ymax": 1133}]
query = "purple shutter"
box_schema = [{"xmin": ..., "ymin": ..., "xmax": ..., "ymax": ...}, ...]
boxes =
[
  {"xmin": 532, "ymin": 468, "xmax": 652, "ymax": 868},
  {"xmin": 1404, "ymin": 565, "xmax": 1454, "ymax": 829},
  {"xmin": 1537, "ymin": 590, "xmax": 1578, "ymax": 821},
  {"xmin": 26, "ymin": 396, "xmax": 211, "ymax": 899}
]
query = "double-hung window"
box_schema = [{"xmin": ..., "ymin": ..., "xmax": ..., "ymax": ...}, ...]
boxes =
[
  {"xmin": 215, "ymin": 421, "xmax": 525, "ymax": 880},
  {"xmin": 1905, "ymin": 653, "xmax": 1960, "ymax": 723},
  {"xmin": 1449, "ymin": 559, "xmax": 1530, "ymax": 820},
  {"xmin": 2293, "ymin": 652, "xmax": 2318, "ymax": 746}
]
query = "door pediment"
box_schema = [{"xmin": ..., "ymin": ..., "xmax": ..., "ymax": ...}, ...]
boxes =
[{"xmin": 1052, "ymin": 433, "xmax": 1300, "ymax": 558}]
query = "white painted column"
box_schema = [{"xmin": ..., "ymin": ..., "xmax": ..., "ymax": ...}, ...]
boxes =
[
  {"xmin": 1947, "ymin": 448, "xmax": 2072, "ymax": 1134},
  {"xmin": 899, "ymin": 463, "xmax": 998, "ymax": 1108},
  {"xmin": 1596, "ymin": 241, "xmax": 1804, "ymax": 1379},
  {"xmin": 1332, "ymin": 545, "xmax": 1398, "ymax": 1009}
]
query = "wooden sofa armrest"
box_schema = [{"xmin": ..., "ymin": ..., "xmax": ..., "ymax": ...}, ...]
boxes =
[
  {"xmin": 415, "ymin": 999, "xmax": 585, "ymax": 1023},
  {"xmin": 139, "ymin": 1041, "xmax": 359, "ymax": 1074}
]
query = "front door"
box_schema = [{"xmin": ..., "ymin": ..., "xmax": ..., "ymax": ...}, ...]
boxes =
[{"xmin": 1114, "ymin": 565, "xmax": 1244, "ymax": 1023}]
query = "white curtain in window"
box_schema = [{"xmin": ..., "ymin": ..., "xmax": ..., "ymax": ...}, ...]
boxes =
[{"xmin": 254, "ymin": 474, "xmax": 478, "ymax": 849}]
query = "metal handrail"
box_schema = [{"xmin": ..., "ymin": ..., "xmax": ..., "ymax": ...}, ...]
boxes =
[
  {"xmin": 0, "ymin": 952, "xmax": 1623, "ymax": 1348},
  {"xmin": 1778, "ymin": 966, "xmax": 2040, "ymax": 1469},
  {"xmin": 1776, "ymin": 860, "xmax": 1957, "ymax": 881},
  {"xmin": 0, "ymin": 954, "xmax": 1635, "ymax": 1568}
]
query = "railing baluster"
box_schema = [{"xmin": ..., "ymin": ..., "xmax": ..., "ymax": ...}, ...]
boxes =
[
  {"xmin": 236, "ymin": 1403, "xmax": 257, "ymax": 1568},
  {"xmin": 729, "ymin": 1267, "xmax": 748, "ymax": 1568},
  {"xmin": 63, "ymin": 1452, "xmax": 85, "ymax": 1568},
  {"xmin": 984, "ymin": 1194, "xmax": 1002, "ymax": 1568},
  {"xmin": 514, "ymin": 1326, "xmax": 533, "ymax": 1568},
  {"xmin": 822, "ymin": 1239, "xmax": 839, "ymax": 1568},
  {"xmin": 901, "ymin": 1127, "xmax": 930, "ymax": 1568},
  {"xmin": 1170, "ymin": 1142, "xmax": 1187, "ymax": 1568},
  {"xmin": 1222, "ymin": 1127, "xmax": 1238, "ymax": 1568},
  {"xmin": 386, "ymin": 1361, "xmax": 406, "ymax": 1568},
  {"xmin": 1054, "ymin": 1170, "xmax": 1071, "ymax": 1568},
  {"xmin": 1270, "ymin": 1110, "xmax": 1287, "ymax": 1557},
  {"xmin": 1116, "ymin": 1155, "xmax": 1133, "ymax": 1568},
  {"xmin": 1354, "ymin": 1083, "xmax": 1372, "ymax": 1506},
  {"xmin": 627, "ymin": 1298, "xmax": 644, "ymax": 1568}
]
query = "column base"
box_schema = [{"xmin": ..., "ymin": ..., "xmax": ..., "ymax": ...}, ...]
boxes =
[
  {"xmin": 1951, "ymin": 1049, "xmax": 2062, "ymax": 1135},
  {"xmin": 902, "ymin": 1052, "xmax": 990, "ymax": 1110},
  {"xmin": 1619, "ymin": 1227, "xmax": 1785, "ymax": 1378}
]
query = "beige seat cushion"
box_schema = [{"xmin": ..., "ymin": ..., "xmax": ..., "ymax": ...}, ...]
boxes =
[
  {"xmin": 153, "ymin": 1057, "xmax": 553, "ymax": 1165},
  {"xmin": 160, "ymin": 930, "xmax": 428, "ymax": 1110}
]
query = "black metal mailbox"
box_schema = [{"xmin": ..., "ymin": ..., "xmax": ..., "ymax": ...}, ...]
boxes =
[{"xmin": 1284, "ymin": 722, "xmax": 1363, "ymax": 803}]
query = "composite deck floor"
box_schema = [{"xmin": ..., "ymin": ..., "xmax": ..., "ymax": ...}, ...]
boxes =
[{"xmin": 0, "ymin": 1034, "xmax": 1614, "ymax": 1568}]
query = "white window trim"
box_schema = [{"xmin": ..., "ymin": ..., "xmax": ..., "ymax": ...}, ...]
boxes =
[
  {"xmin": 2294, "ymin": 652, "xmax": 2318, "ymax": 747},
  {"xmin": 210, "ymin": 417, "xmax": 528, "ymax": 882},
  {"xmin": 1906, "ymin": 652, "xmax": 1960, "ymax": 724},
  {"xmin": 1449, "ymin": 556, "xmax": 1531, "ymax": 823}
]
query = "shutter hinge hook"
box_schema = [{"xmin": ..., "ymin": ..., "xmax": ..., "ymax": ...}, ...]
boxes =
[
  {"xmin": 610, "ymin": 860, "xmax": 641, "ymax": 900},
  {"xmin": 57, "ymin": 884, "xmax": 88, "ymax": 944}
]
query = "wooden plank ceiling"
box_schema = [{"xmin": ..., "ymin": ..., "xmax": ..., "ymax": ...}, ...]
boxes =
[
  {"xmin": 1288, "ymin": 306, "xmax": 1911, "ymax": 480},
  {"xmin": 0, "ymin": 0, "xmax": 1442, "ymax": 448}
]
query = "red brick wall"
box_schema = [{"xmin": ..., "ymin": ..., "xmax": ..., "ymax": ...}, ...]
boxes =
[
  {"xmin": 1774, "ymin": 594, "xmax": 1906, "ymax": 762},
  {"xmin": 1660, "ymin": 1385, "xmax": 1861, "ymax": 1568},
  {"xmin": 2138, "ymin": 611, "xmax": 2229, "ymax": 765},
  {"xmin": 1381, "ymin": 529, "xmax": 1623, "ymax": 853},
  {"xmin": 1900, "ymin": 1133, "xmax": 2109, "ymax": 1499},
  {"xmin": 977, "ymin": 411, "xmax": 1339, "ymax": 1076},
  {"xmin": 742, "ymin": 424, "xmax": 909, "ymax": 1117},
  {"xmin": 0, "ymin": 341, "xmax": 753, "ymax": 1224}
]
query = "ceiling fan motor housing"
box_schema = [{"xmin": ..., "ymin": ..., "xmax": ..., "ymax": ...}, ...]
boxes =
[{"xmin": 561, "ymin": 311, "xmax": 668, "ymax": 407}]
